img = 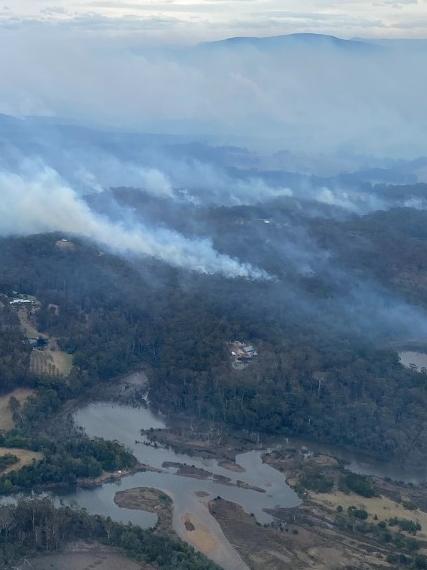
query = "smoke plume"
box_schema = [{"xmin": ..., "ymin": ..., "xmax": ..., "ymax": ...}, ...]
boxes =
[{"xmin": 0, "ymin": 164, "xmax": 267, "ymax": 279}]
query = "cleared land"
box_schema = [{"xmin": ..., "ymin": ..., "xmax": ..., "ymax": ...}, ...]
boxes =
[
  {"xmin": 144, "ymin": 424, "xmax": 427, "ymax": 569},
  {"xmin": 312, "ymin": 489, "xmax": 427, "ymax": 539},
  {"xmin": 17, "ymin": 306, "xmax": 44, "ymax": 339},
  {"xmin": 0, "ymin": 388, "xmax": 34, "ymax": 431},
  {"xmin": 16, "ymin": 304, "xmax": 73, "ymax": 377},
  {"xmin": 30, "ymin": 348, "xmax": 73, "ymax": 377},
  {"xmin": 18, "ymin": 542, "xmax": 151, "ymax": 570},
  {"xmin": 0, "ymin": 447, "xmax": 43, "ymax": 474},
  {"xmin": 209, "ymin": 497, "xmax": 390, "ymax": 570}
]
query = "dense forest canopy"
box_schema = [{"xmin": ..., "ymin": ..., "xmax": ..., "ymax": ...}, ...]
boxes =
[
  {"xmin": 1, "ymin": 191, "xmax": 427, "ymax": 462},
  {"xmin": 1, "ymin": 24, "xmax": 427, "ymax": 570}
]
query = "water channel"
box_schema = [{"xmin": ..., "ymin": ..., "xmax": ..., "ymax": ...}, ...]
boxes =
[
  {"xmin": 57, "ymin": 402, "xmax": 300, "ymax": 569},
  {"xmin": 9, "ymin": 351, "xmax": 427, "ymax": 568}
]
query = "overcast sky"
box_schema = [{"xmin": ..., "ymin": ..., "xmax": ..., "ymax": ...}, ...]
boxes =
[
  {"xmin": 0, "ymin": 1, "xmax": 426, "ymax": 161},
  {"xmin": 2, "ymin": 0, "xmax": 427, "ymax": 41}
]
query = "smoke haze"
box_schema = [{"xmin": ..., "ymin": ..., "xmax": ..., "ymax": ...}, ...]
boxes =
[
  {"xmin": 0, "ymin": 28, "xmax": 426, "ymax": 159},
  {"xmin": 0, "ymin": 164, "xmax": 267, "ymax": 279}
]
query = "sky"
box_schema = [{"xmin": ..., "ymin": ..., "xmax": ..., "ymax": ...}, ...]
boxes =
[
  {"xmin": 0, "ymin": 1, "xmax": 426, "ymax": 160},
  {"xmin": 0, "ymin": 1, "xmax": 426, "ymax": 276},
  {"xmin": 1, "ymin": 0, "xmax": 427, "ymax": 41}
]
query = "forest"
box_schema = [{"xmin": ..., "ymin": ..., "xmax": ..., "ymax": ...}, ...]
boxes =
[
  {"xmin": 0, "ymin": 497, "xmax": 218, "ymax": 569},
  {"xmin": 0, "ymin": 430, "xmax": 136, "ymax": 494},
  {"xmin": 1, "ymin": 199, "xmax": 427, "ymax": 464},
  {"xmin": 0, "ymin": 300, "xmax": 31, "ymax": 392}
]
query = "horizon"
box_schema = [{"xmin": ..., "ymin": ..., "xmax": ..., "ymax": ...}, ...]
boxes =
[{"xmin": 3, "ymin": 1, "xmax": 427, "ymax": 41}]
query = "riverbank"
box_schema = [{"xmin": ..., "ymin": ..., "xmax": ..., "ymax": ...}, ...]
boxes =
[
  {"xmin": 140, "ymin": 419, "xmax": 427, "ymax": 569},
  {"xmin": 114, "ymin": 487, "xmax": 173, "ymax": 534},
  {"xmin": 12, "ymin": 377, "xmax": 427, "ymax": 570},
  {"xmin": 69, "ymin": 401, "xmax": 297, "ymax": 570},
  {"xmin": 221, "ymin": 445, "xmax": 427, "ymax": 569},
  {"xmin": 78, "ymin": 463, "xmax": 162, "ymax": 490},
  {"xmin": 112, "ymin": 485, "xmax": 249, "ymax": 570}
]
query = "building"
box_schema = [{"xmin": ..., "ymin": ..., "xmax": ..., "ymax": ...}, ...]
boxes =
[{"xmin": 229, "ymin": 341, "xmax": 258, "ymax": 369}]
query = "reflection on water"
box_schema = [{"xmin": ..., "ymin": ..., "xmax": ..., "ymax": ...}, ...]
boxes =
[
  {"xmin": 346, "ymin": 457, "xmax": 426, "ymax": 484},
  {"xmin": 4, "ymin": 399, "xmax": 426, "ymax": 567},
  {"xmin": 67, "ymin": 402, "xmax": 300, "ymax": 569},
  {"xmin": 70, "ymin": 403, "xmax": 299, "ymax": 526},
  {"xmin": 296, "ymin": 435, "xmax": 427, "ymax": 485}
]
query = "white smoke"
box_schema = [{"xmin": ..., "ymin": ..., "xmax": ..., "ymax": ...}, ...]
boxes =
[
  {"xmin": 153, "ymin": 158, "xmax": 293, "ymax": 205},
  {"xmin": 74, "ymin": 159, "xmax": 175, "ymax": 198},
  {"xmin": 315, "ymin": 187, "xmax": 386, "ymax": 213},
  {"xmin": 1, "ymin": 27, "xmax": 426, "ymax": 160},
  {"xmin": 0, "ymin": 165, "xmax": 267, "ymax": 279}
]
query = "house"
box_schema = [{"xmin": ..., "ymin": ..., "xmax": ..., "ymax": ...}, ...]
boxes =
[
  {"xmin": 56, "ymin": 238, "xmax": 76, "ymax": 251},
  {"xmin": 9, "ymin": 297, "xmax": 36, "ymax": 306},
  {"xmin": 28, "ymin": 337, "xmax": 48, "ymax": 350},
  {"xmin": 228, "ymin": 341, "xmax": 258, "ymax": 369},
  {"xmin": 242, "ymin": 345, "xmax": 258, "ymax": 358}
]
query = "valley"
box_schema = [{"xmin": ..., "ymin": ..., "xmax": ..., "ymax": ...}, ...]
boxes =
[
  {"xmin": 2, "ymin": 192, "xmax": 427, "ymax": 569},
  {"xmin": 0, "ymin": 9, "xmax": 426, "ymax": 569},
  {"xmin": 4, "ymin": 366, "xmax": 425, "ymax": 570}
]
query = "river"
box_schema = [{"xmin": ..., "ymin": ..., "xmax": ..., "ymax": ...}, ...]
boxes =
[
  {"xmin": 10, "ymin": 358, "xmax": 427, "ymax": 568},
  {"xmin": 56, "ymin": 402, "xmax": 300, "ymax": 570}
]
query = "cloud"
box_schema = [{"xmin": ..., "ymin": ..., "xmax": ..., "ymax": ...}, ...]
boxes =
[{"xmin": 3, "ymin": 0, "xmax": 427, "ymax": 39}]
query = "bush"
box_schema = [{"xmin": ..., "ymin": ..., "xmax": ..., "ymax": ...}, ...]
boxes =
[
  {"xmin": 414, "ymin": 555, "xmax": 427, "ymax": 569},
  {"xmin": 340, "ymin": 472, "xmax": 377, "ymax": 498},
  {"xmin": 388, "ymin": 517, "xmax": 421, "ymax": 535},
  {"xmin": 0, "ymin": 454, "xmax": 18, "ymax": 472},
  {"xmin": 299, "ymin": 470, "xmax": 334, "ymax": 493},
  {"xmin": 348, "ymin": 506, "xmax": 368, "ymax": 520}
]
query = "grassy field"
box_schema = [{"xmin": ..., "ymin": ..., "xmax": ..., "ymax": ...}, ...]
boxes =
[
  {"xmin": 17, "ymin": 305, "xmax": 73, "ymax": 378},
  {"xmin": 30, "ymin": 349, "xmax": 73, "ymax": 377},
  {"xmin": 17, "ymin": 306, "xmax": 44, "ymax": 339},
  {"xmin": 311, "ymin": 490, "xmax": 427, "ymax": 539},
  {"xmin": 0, "ymin": 388, "xmax": 34, "ymax": 431},
  {"xmin": 0, "ymin": 447, "xmax": 43, "ymax": 474}
]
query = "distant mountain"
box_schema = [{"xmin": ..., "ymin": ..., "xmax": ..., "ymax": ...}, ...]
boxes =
[{"xmin": 200, "ymin": 33, "xmax": 378, "ymax": 52}]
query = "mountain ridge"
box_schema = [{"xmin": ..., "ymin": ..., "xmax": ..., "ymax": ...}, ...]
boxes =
[{"xmin": 200, "ymin": 32, "xmax": 378, "ymax": 52}]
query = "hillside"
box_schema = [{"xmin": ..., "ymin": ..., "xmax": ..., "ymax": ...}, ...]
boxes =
[{"xmin": 2, "ymin": 192, "xmax": 427, "ymax": 463}]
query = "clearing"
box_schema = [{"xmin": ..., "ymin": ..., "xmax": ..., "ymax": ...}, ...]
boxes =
[
  {"xmin": 0, "ymin": 447, "xmax": 43, "ymax": 474},
  {"xmin": 30, "ymin": 347, "xmax": 73, "ymax": 377},
  {"xmin": 209, "ymin": 497, "xmax": 389, "ymax": 570},
  {"xmin": 18, "ymin": 541, "xmax": 151, "ymax": 570},
  {"xmin": 15, "ymin": 301, "xmax": 73, "ymax": 377},
  {"xmin": 311, "ymin": 489, "xmax": 427, "ymax": 539}
]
